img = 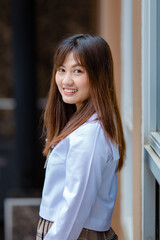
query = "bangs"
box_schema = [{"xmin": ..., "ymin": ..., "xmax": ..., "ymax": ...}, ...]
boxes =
[
  {"xmin": 73, "ymin": 49, "xmax": 86, "ymax": 67},
  {"xmin": 54, "ymin": 46, "xmax": 86, "ymax": 69}
]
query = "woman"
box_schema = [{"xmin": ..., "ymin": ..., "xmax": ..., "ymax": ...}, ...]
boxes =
[{"xmin": 36, "ymin": 34, "xmax": 126, "ymax": 240}]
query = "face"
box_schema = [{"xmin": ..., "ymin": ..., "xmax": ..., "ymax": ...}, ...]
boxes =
[{"xmin": 55, "ymin": 52, "xmax": 90, "ymax": 110}]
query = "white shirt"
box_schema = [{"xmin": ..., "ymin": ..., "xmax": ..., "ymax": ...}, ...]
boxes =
[{"xmin": 39, "ymin": 113, "xmax": 119, "ymax": 240}]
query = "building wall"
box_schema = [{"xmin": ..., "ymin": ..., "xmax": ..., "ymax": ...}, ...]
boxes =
[
  {"xmin": 98, "ymin": 0, "xmax": 124, "ymax": 239},
  {"xmin": 98, "ymin": 0, "xmax": 121, "ymax": 105}
]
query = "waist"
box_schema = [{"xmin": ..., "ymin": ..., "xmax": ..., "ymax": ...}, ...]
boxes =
[
  {"xmin": 36, "ymin": 218, "xmax": 118, "ymax": 240},
  {"xmin": 39, "ymin": 204, "xmax": 112, "ymax": 231}
]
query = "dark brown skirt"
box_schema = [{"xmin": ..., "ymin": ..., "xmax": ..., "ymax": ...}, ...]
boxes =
[{"xmin": 36, "ymin": 218, "xmax": 118, "ymax": 240}]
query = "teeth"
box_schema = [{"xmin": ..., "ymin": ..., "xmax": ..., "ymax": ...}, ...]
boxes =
[{"xmin": 64, "ymin": 89, "xmax": 77, "ymax": 93}]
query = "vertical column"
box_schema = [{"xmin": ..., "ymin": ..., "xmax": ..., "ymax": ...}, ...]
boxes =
[
  {"xmin": 10, "ymin": 0, "xmax": 37, "ymax": 189},
  {"xmin": 98, "ymin": 0, "xmax": 124, "ymax": 238},
  {"xmin": 132, "ymin": 0, "xmax": 142, "ymax": 239},
  {"xmin": 98, "ymin": 0, "xmax": 122, "ymax": 105}
]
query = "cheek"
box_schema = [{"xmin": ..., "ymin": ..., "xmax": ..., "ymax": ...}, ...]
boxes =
[{"xmin": 55, "ymin": 74, "xmax": 61, "ymax": 88}]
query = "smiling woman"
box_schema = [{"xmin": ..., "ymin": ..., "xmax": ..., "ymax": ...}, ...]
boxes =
[
  {"xmin": 55, "ymin": 52, "xmax": 90, "ymax": 110},
  {"xmin": 36, "ymin": 34, "xmax": 126, "ymax": 240}
]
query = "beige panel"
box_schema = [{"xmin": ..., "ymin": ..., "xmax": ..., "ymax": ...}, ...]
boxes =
[
  {"xmin": 98, "ymin": 0, "xmax": 121, "ymax": 104},
  {"xmin": 98, "ymin": 1, "xmax": 124, "ymax": 239}
]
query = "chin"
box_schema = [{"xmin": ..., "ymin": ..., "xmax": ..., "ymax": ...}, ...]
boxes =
[{"xmin": 62, "ymin": 99, "xmax": 75, "ymax": 105}]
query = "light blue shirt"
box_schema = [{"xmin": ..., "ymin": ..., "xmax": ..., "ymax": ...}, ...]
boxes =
[{"xmin": 39, "ymin": 113, "xmax": 119, "ymax": 240}]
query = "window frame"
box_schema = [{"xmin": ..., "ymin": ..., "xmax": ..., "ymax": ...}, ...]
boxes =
[{"xmin": 142, "ymin": 0, "xmax": 160, "ymax": 239}]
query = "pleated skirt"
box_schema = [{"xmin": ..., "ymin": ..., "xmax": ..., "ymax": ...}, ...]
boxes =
[{"xmin": 36, "ymin": 218, "xmax": 118, "ymax": 240}]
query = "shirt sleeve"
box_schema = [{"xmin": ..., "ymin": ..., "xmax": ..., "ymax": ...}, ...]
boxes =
[{"xmin": 44, "ymin": 123, "xmax": 113, "ymax": 240}]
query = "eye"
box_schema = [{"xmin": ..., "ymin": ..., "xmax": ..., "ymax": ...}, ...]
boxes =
[
  {"xmin": 57, "ymin": 67, "xmax": 65, "ymax": 73},
  {"xmin": 74, "ymin": 69, "xmax": 83, "ymax": 73}
]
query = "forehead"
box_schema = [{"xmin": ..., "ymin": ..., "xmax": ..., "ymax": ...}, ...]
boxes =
[
  {"xmin": 62, "ymin": 52, "xmax": 81, "ymax": 65},
  {"xmin": 55, "ymin": 49, "xmax": 83, "ymax": 68}
]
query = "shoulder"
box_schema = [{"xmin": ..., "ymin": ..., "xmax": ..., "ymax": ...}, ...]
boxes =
[
  {"xmin": 68, "ymin": 116, "xmax": 102, "ymax": 144},
  {"xmin": 68, "ymin": 114, "xmax": 119, "ymax": 162},
  {"xmin": 67, "ymin": 115, "xmax": 108, "ymax": 157}
]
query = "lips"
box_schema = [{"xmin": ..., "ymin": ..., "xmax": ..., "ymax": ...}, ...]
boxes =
[{"xmin": 63, "ymin": 88, "xmax": 77, "ymax": 94}]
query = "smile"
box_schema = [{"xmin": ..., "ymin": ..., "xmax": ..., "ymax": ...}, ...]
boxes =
[{"xmin": 63, "ymin": 88, "xmax": 77, "ymax": 93}]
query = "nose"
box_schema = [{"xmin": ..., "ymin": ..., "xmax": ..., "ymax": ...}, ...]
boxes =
[{"xmin": 62, "ymin": 72, "xmax": 73, "ymax": 86}]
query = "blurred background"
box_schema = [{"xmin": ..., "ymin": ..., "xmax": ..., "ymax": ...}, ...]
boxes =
[
  {"xmin": 0, "ymin": 0, "xmax": 97, "ymax": 239},
  {"xmin": 0, "ymin": 0, "xmax": 160, "ymax": 240}
]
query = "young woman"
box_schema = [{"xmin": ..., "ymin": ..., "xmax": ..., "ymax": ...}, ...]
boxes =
[{"xmin": 36, "ymin": 34, "xmax": 126, "ymax": 240}]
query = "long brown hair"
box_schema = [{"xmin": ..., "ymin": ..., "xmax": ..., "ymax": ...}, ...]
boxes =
[{"xmin": 43, "ymin": 34, "xmax": 126, "ymax": 170}]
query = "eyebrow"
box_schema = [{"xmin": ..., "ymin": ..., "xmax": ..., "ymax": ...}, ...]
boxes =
[{"xmin": 61, "ymin": 63, "xmax": 83, "ymax": 68}]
